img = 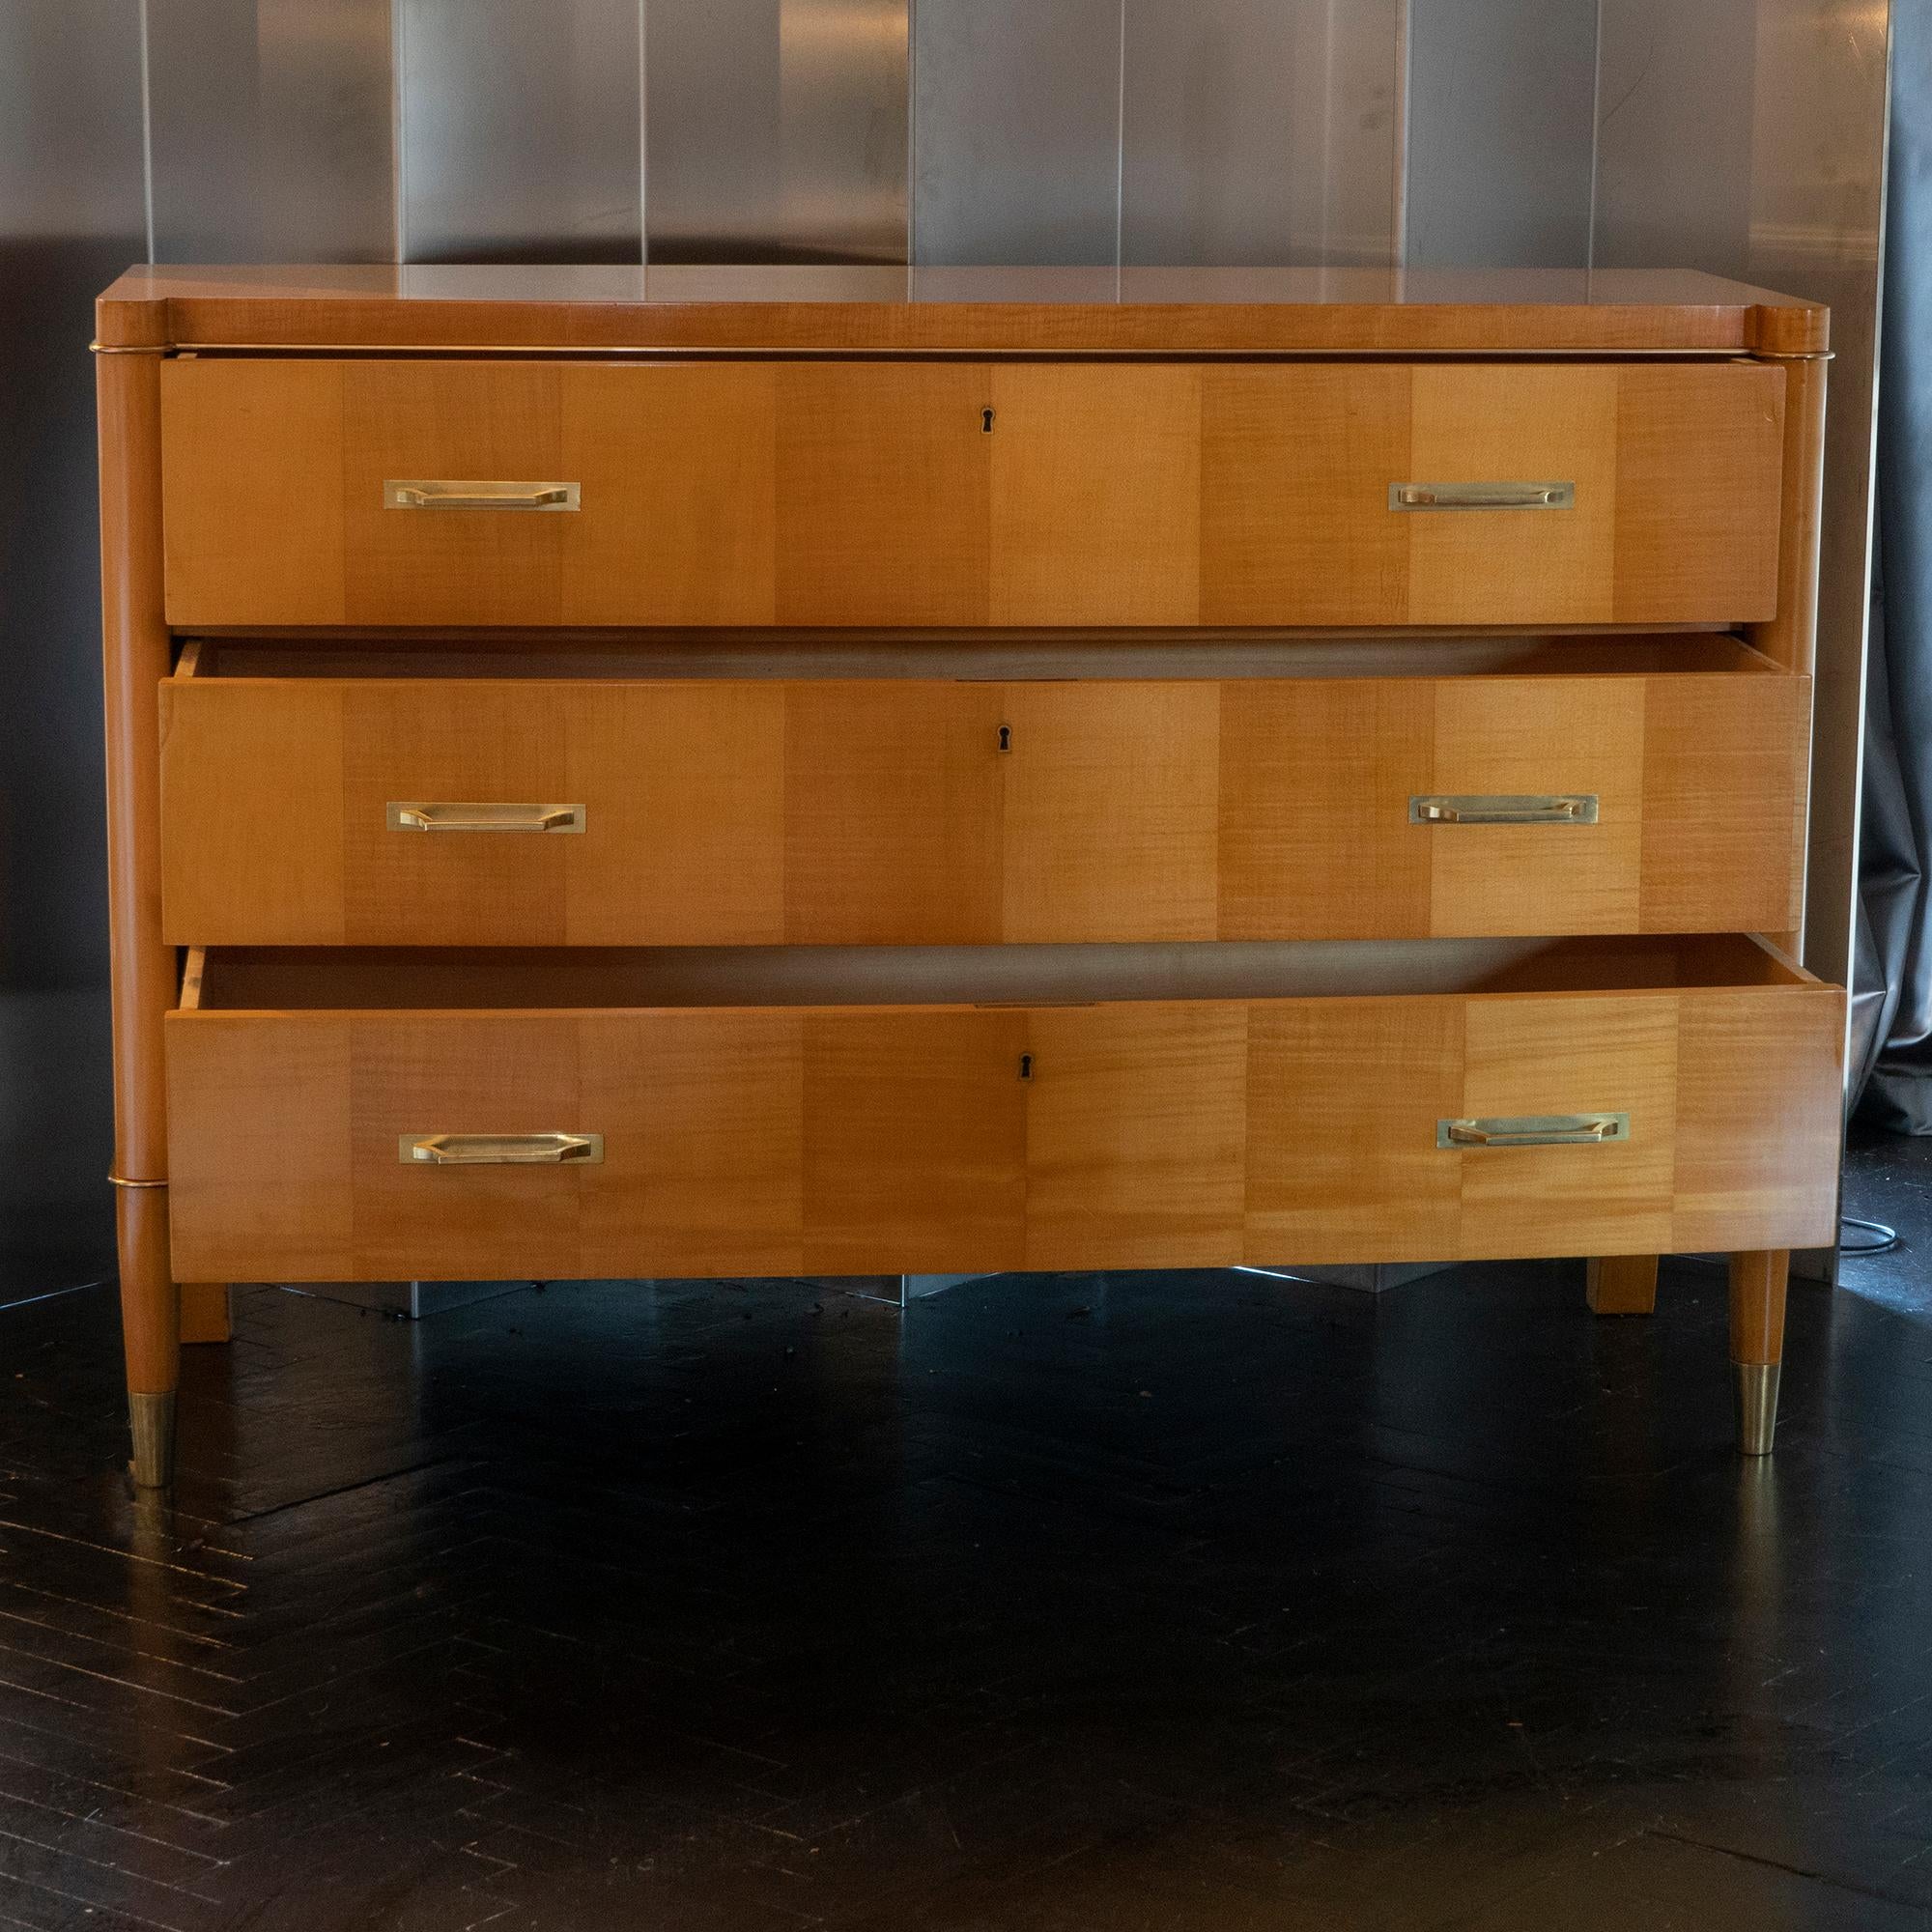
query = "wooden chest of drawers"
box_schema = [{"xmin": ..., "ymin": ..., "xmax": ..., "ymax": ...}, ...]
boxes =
[{"xmin": 96, "ymin": 266, "xmax": 1841, "ymax": 1486}]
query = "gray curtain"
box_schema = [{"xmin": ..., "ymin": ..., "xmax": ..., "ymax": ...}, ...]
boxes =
[{"xmin": 1858, "ymin": 8, "xmax": 1932, "ymax": 1127}]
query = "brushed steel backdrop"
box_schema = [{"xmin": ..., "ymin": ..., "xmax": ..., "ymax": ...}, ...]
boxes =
[{"xmin": 0, "ymin": 0, "xmax": 1894, "ymax": 1280}]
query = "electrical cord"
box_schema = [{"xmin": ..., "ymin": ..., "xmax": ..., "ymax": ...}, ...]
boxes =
[{"xmin": 1839, "ymin": 1215, "xmax": 1900, "ymax": 1257}]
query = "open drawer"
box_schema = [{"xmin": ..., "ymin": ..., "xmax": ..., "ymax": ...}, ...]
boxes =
[
  {"xmin": 159, "ymin": 635, "xmax": 1808, "ymax": 947},
  {"xmin": 158, "ymin": 355, "xmax": 1783, "ymax": 630},
  {"xmin": 165, "ymin": 935, "xmax": 1843, "ymax": 1284}
]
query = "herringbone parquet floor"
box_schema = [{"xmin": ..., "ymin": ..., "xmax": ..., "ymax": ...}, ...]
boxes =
[{"xmin": 4, "ymin": 1261, "xmax": 1932, "ymax": 1929}]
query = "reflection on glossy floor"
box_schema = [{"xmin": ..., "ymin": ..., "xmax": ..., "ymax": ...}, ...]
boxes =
[
  {"xmin": 1844, "ymin": 1122, "xmax": 1932, "ymax": 1318},
  {"xmin": 5, "ymin": 1223, "xmax": 1932, "ymax": 1926}
]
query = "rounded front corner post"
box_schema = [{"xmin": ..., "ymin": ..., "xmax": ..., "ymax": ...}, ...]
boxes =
[{"xmin": 98, "ymin": 337, "xmax": 181, "ymax": 1482}]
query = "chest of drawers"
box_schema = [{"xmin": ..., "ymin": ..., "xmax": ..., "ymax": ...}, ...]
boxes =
[{"xmin": 95, "ymin": 267, "xmax": 1841, "ymax": 1487}]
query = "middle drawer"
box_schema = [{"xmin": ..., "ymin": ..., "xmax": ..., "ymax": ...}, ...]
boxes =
[{"xmin": 160, "ymin": 649, "xmax": 1806, "ymax": 947}]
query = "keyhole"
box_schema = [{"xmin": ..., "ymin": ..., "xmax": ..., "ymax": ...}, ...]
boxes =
[
  {"xmin": 1019, "ymin": 1053, "xmax": 1034, "ymax": 1082},
  {"xmin": 998, "ymin": 724, "xmax": 1011, "ymax": 752},
  {"xmin": 981, "ymin": 406, "xmax": 995, "ymax": 433}
]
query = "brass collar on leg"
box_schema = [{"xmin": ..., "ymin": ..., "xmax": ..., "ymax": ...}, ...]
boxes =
[
  {"xmin": 1734, "ymin": 1362, "xmax": 1781, "ymax": 1458},
  {"xmin": 128, "ymin": 1391, "xmax": 177, "ymax": 1491}
]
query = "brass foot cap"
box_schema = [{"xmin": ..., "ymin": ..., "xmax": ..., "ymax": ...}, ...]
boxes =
[
  {"xmin": 128, "ymin": 1391, "xmax": 176, "ymax": 1490},
  {"xmin": 1734, "ymin": 1361, "xmax": 1780, "ymax": 1458}
]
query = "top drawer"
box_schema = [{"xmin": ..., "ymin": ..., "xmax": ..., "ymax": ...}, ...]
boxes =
[{"xmin": 158, "ymin": 357, "xmax": 1785, "ymax": 632}]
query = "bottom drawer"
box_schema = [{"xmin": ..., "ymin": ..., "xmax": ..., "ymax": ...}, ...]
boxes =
[{"xmin": 164, "ymin": 937, "xmax": 1843, "ymax": 1284}]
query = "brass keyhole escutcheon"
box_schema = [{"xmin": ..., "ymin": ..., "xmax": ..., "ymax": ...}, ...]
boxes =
[
  {"xmin": 1019, "ymin": 1053, "xmax": 1034, "ymax": 1082},
  {"xmin": 981, "ymin": 406, "xmax": 995, "ymax": 432},
  {"xmin": 998, "ymin": 724, "xmax": 1012, "ymax": 752}
]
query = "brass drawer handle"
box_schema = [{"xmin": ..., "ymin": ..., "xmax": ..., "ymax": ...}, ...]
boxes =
[
  {"xmin": 1437, "ymin": 1113, "xmax": 1629, "ymax": 1151},
  {"xmin": 1390, "ymin": 481, "xmax": 1575, "ymax": 511},
  {"xmin": 384, "ymin": 479, "xmax": 581, "ymax": 511},
  {"xmin": 402, "ymin": 1133, "xmax": 604, "ymax": 1166},
  {"xmin": 1409, "ymin": 794, "xmax": 1597, "ymax": 826},
  {"xmin": 388, "ymin": 801, "xmax": 586, "ymax": 834}
]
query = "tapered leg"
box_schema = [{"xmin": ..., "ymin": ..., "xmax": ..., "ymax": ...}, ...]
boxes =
[
  {"xmin": 1586, "ymin": 1254, "xmax": 1658, "ymax": 1315},
  {"xmin": 117, "ymin": 1187, "xmax": 180, "ymax": 1488},
  {"xmin": 1728, "ymin": 1249, "xmax": 1788, "ymax": 1457},
  {"xmin": 180, "ymin": 1283, "xmax": 233, "ymax": 1345},
  {"xmin": 99, "ymin": 338, "xmax": 179, "ymax": 1488}
]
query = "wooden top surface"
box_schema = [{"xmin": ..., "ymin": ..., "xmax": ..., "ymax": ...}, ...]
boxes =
[{"xmin": 97, "ymin": 265, "xmax": 1829, "ymax": 356}]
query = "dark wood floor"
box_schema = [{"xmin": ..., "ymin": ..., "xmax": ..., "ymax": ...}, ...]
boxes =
[{"xmin": 5, "ymin": 1235, "xmax": 1932, "ymax": 1929}]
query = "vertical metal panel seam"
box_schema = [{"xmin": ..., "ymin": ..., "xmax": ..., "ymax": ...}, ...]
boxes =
[
  {"xmin": 906, "ymin": 0, "xmax": 919, "ymax": 271},
  {"xmin": 1113, "ymin": 0, "xmax": 1126, "ymax": 278},
  {"xmin": 1585, "ymin": 0, "xmax": 1604, "ymax": 270},
  {"xmin": 138, "ymin": 0, "xmax": 156, "ymax": 262},
  {"xmin": 1826, "ymin": 5, "xmax": 1898, "ymax": 995},
  {"xmin": 391, "ymin": 0, "xmax": 407, "ymax": 262},
  {"xmin": 649, "ymin": 0, "xmax": 657, "ymax": 265},
  {"xmin": 1391, "ymin": 0, "xmax": 1410, "ymax": 266},
  {"xmin": 1320, "ymin": 0, "xmax": 1337, "ymax": 262},
  {"xmin": 391, "ymin": 0, "xmax": 409, "ymax": 260}
]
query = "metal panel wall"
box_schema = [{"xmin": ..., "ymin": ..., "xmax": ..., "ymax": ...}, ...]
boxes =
[
  {"xmin": 1405, "ymin": 0, "xmax": 1602, "ymax": 267},
  {"xmin": 646, "ymin": 0, "xmax": 908, "ymax": 264},
  {"xmin": 912, "ymin": 0, "xmax": 1122, "ymax": 266},
  {"xmin": 1316, "ymin": 0, "xmax": 1407, "ymax": 268},
  {"xmin": 0, "ymin": 1, "xmax": 148, "ymax": 1279},
  {"xmin": 397, "ymin": 0, "xmax": 642, "ymax": 262},
  {"xmin": 1122, "ymin": 0, "xmax": 1402, "ymax": 267},
  {"xmin": 1595, "ymin": 0, "xmax": 1891, "ymax": 1009},
  {"xmin": 1594, "ymin": 0, "xmax": 1757, "ymax": 275},
  {"xmin": 1744, "ymin": 0, "xmax": 1892, "ymax": 1008},
  {"xmin": 147, "ymin": 0, "xmax": 396, "ymax": 261},
  {"xmin": 0, "ymin": 0, "xmax": 1897, "ymax": 1288}
]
